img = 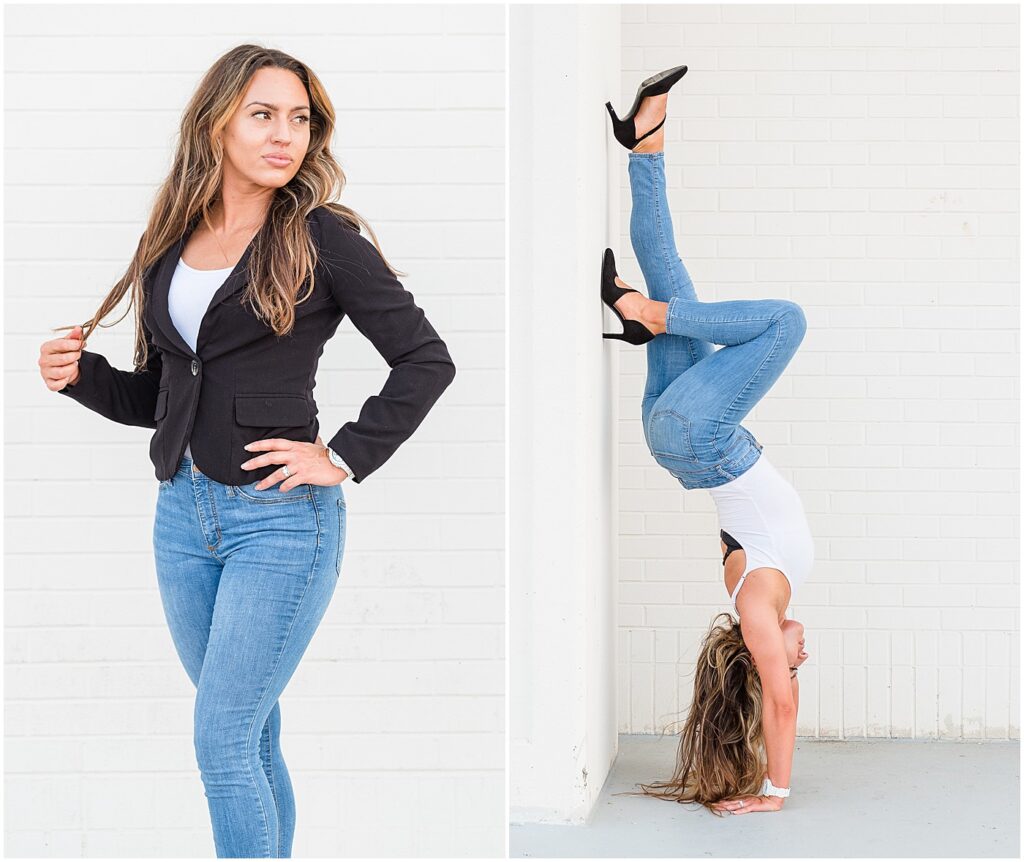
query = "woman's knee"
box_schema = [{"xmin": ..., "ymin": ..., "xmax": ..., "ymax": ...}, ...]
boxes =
[
  {"xmin": 193, "ymin": 701, "xmax": 251, "ymax": 775},
  {"xmin": 776, "ymin": 300, "xmax": 807, "ymax": 342}
]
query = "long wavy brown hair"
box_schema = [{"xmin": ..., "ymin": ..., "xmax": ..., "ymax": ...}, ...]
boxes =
[
  {"xmin": 629, "ymin": 613, "xmax": 767, "ymax": 815},
  {"xmin": 54, "ymin": 43, "xmax": 397, "ymax": 370}
]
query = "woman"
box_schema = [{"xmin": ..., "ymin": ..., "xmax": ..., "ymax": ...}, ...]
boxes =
[
  {"xmin": 602, "ymin": 66, "xmax": 812, "ymax": 815},
  {"xmin": 38, "ymin": 45, "xmax": 455, "ymax": 856}
]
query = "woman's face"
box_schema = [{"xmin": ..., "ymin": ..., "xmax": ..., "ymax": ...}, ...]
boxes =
[
  {"xmin": 219, "ymin": 66, "xmax": 311, "ymax": 192},
  {"xmin": 782, "ymin": 619, "xmax": 808, "ymax": 670}
]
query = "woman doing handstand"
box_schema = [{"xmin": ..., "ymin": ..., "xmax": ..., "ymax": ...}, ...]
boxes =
[{"xmin": 602, "ymin": 66, "xmax": 813, "ymax": 816}]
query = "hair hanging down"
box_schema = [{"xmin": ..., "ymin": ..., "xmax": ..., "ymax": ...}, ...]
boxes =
[
  {"xmin": 629, "ymin": 613, "xmax": 768, "ymax": 815},
  {"xmin": 54, "ymin": 43, "xmax": 399, "ymax": 370}
]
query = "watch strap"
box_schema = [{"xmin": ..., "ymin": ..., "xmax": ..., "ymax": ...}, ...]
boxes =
[
  {"xmin": 761, "ymin": 777, "xmax": 790, "ymax": 798},
  {"xmin": 326, "ymin": 446, "xmax": 355, "ymax": 480}
]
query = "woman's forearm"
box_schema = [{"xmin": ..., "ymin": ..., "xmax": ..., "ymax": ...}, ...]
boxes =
[{"xmin": 762, "ymin": 703, "xmax": 796, "ymax": 791}]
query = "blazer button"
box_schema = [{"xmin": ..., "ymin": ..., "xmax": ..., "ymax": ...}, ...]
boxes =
[{"xmin": 191, "ymin": 359, "xmax": 199, "ymax": 376}]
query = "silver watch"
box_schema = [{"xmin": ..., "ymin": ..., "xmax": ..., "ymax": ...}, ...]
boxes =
[{"xmin": 326, "ymin": 446, "xmax": 353, "ymax": 479}]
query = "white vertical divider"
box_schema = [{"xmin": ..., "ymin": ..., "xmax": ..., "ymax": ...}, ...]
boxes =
[{"xmin": 510, "ymin": 3, "xmax": 622, "ymax": 824}]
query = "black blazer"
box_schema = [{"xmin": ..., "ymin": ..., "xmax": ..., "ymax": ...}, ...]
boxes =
[{"xmin": 58, "ymin": 205, "xmax": 456, "ymax": 485}]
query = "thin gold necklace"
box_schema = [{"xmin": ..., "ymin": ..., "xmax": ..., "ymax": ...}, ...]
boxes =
[{"xmin": 208, "ymin": 214, "xmax": 263, "ymax": 268}]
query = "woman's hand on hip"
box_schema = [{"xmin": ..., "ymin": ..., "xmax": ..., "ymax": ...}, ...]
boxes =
[
  {"xmin": 241, "ymin": 434, "xmax": 349, "ymax": 490},
  {"xmin": 710, "ymin": 794, "xmax": 784, "ymax": 815}
]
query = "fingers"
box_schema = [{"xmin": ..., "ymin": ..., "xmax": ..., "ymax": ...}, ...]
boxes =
[
  {"xmin": 240, "ymin": 445, "xmax": 286, "ymax": 471},
  {"xmin": 242, "ymin": 438, "xmax": 285, "ymax": 453},
  {"xmin": 240, "ymin": 443, "xmax": 296, "ymax": 489},
  {"xmin": 711, "ymin": 795, "xmax": 767, "ymax": 814},
  {"xmin": 43, "ymin": 368, "xmax": 76, "ymax": 391},
  {"xmin": 39, "ymin": 334, "xmax": 85, "ymax": 385},
  {"xmin": 255, "ymin": 467, "xmax": 301, "ymax": 493},
  {"xmin": 40, "ymin": 346, "xmax": 82, "ymax": 370}
]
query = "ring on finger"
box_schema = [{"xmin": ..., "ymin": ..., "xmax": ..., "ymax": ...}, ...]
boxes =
[{"xmin": 282, "ymin": 465, "xmax": 291, "ymax": 479}]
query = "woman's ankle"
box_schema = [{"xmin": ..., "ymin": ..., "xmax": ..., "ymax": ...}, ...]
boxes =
[
  {"xmin": 642, "ymin": 299, "xmax": 669, "ymax": 334},
  {"xmin": 632, "ymin": 134, "xmax": 664, "ymax": 154}
]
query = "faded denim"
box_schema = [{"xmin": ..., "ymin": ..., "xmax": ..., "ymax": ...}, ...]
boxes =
[
  {"xmin": 153, "ymin": 454, "xmax": 346, "ymax": 857},
  {"xmin": 628, "ymin": 151, "xmax": 807, "ymax": 489}
]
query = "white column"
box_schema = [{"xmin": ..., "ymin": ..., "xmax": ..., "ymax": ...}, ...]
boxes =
[{"xmin": 510, "ymin": 3, "xmax": 622, "ymax": 824}]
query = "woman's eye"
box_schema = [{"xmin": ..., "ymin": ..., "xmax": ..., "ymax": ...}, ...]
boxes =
[{"xmin": 253, "ymin": 111, "xmax": 309, "ymax": 124}]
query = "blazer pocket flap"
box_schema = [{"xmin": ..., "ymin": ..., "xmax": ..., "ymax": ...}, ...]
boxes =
[
  {"xmin": 154, "ymin": 388, "xmax": 169, "ymax": 421},
  {"xmin": 234, "ymin": 394, "xmax": 311, "ymax": 427}
]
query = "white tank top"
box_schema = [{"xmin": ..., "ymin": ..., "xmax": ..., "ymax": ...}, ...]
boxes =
[
  {"xmin": 167, "ymin": 258, "xmax": 233, "ymax": 459},
  {"xmin": 707, "ymin": 452, "xmax": 814, "ymax": 619}
]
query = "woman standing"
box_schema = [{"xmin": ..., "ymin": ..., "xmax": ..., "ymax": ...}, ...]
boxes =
[
  {"xmin": 602, "ymin": 66, "xmax": 812, "ymax": 814},
  {"xmin": 38, "ymin": 45, "xmax": 455, "ymax": 856}
]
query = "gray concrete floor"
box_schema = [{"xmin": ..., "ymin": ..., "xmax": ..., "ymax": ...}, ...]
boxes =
[{"xmin": 511, "ymin": 734, "xmax": 1020, "ymax": 858}]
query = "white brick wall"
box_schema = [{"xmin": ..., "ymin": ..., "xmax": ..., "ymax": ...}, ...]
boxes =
[
  {"xmin": 6, "ymin": 4, "xmax": 503, "ymax": 857},
  {"xmin": 616, "ymin": 4, "xmax": 1019, "ymax": 740}
]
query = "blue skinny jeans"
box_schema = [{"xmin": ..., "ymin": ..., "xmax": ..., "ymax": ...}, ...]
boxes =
[
  {"xmin": 628, "ymin": 151, "xmax": 807, "ymax": 489},
  {"xmin": 153, "ymin": 455, "xmax": 346, "ymax": 857}
]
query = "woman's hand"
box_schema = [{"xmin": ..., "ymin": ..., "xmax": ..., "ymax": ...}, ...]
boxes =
[
  {"xmin": 710, "ymin": 794, "xmax": 784, "ymax": 815},
  {"xmin": 39, "ymin": 325, "xmax": 86, "ymax": 390},
  {"xmin": 241, "ymin": 434, "xmax": 349, "ymax": 490}
]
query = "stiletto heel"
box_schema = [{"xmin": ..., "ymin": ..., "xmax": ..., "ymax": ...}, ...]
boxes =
[
  {"xmin": 600, "ymin": 248, "xmax": 656, "ymax": 345},
  {"xmin": 606, "ymin": 64, "xmax": 688, "ymax": 151}
]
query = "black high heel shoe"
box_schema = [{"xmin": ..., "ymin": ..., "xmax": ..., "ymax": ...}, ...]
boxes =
[
  {"xmin": 605, "ymin": 64, "xmax": 688, "ymax": 151},
  {"xmin": 601, "ymin": 248, "xmax": 656, "ymax": 345}
]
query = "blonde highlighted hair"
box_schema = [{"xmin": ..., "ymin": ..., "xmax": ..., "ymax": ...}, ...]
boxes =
[
  {"xmin": 629, "ymin": 613, "xmax": 768, "ymax": 815},
  {"xmin": 55, "ymin": 43, "xmax": 397, "ymax": 370}
]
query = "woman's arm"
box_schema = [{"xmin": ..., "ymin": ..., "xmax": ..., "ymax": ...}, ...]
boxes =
[
  {"xmin": 760, "ymin": 684, "xmax": 796, "ymax": 796},
  {"xmin": 317, "ymin": 209, "xmax": 456, "ymax": 483},
  {"xmin": 741, "ymin": 605, "xmax": 797, "ymax": 796},
  {"xmin": 57, "ymin": 312, "xmax": 163, "ymax": 429}
]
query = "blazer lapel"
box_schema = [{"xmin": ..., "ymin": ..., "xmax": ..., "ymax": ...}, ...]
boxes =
[{"xmin": 149, "ymin": 219, "xmax": 256, "ymax": 359}]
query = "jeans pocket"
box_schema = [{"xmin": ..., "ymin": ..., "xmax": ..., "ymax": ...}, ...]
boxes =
[
  {"xmin": 158, "ymin": 477, "xmax": 174, "ymax": 490},
  {"xmin": 647, "ymin": 409, "xmax": 700, "ymax": 465},
  {"xmin": 232, "ymin": 480, "xmax": 312, "ymax": 504}
]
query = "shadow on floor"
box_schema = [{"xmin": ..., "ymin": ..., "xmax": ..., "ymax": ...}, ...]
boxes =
[{"xmin": 511, "ymin": 734, "xmax": 1020, "ymax": 858}]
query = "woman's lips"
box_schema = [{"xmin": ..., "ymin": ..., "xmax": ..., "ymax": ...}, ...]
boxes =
[{"xmin": 263, "ymin": 155, "xmax": 292, "ymax": 167}]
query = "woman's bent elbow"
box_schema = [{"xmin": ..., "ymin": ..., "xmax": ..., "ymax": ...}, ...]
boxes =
[{"xmin": 437, "ymin": 356, "xmax": 457, "ymax": 390}]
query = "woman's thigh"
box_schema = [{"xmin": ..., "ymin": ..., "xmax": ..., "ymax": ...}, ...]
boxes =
[
  {"xmin": 153, "ymin": 461, "xmax": 222, "ymax": 684},
  {"xmin": 650, "ymin": 298, "xmax": 804, "ymax": 427},
  {"xmin": 192, "ymin": 480, "xmax": 344, "ymax": 744},
  {"xmin": 642, "ymin": 299, "xmax": 805, "ymax": 480},
  {"xmin": 153, "ymin": 464, "xmax": 347, "ymax": 698}
]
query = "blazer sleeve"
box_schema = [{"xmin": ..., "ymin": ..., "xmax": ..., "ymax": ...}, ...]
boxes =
[
  {"xmin": 56, "ymin": 303, "xmax": 163, "ymax": 430},
  {"xmin": 318, "ymin": 209, "xmax": 456, "ymax": 482}
]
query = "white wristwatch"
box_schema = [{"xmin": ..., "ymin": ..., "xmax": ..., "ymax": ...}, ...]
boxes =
[
  {"xmin": 761, "ymin": 777, "xmax": 790, "ymax": 798},
  {"xmin": 326, "ymin": 446, "xmax": 354, "ymax": 480}
]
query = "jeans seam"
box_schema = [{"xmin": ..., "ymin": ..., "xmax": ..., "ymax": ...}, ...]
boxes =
[
  {"xmin": 242, "ymin": 491, "xmax": 323, "ymax": 858},
  {"xmin": 649, "ymin": 165, "xmax": 703, "ymax": 369},
  {"xmin": 190, "ymin": 478, "xmax": 226, "ymax": 562},
  {"xmin": 665, "ymin": 299, "xmax": 781, "ymax": 336},
  {"xmin": 266, "ymin": 716, "xmax": 279, "ymax": 852},
  {"xmin": 233, "ymin": 485, "xmax": 312, "ymax": 504}
]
